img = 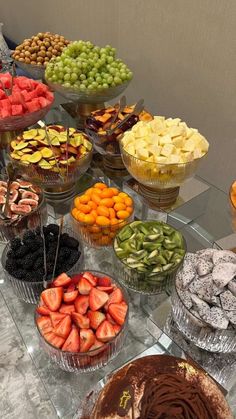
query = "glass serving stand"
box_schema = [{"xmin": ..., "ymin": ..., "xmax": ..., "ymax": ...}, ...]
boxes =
[{"xmin": 0, "ymin": 103, "xmax": 235, "ymax": 419}]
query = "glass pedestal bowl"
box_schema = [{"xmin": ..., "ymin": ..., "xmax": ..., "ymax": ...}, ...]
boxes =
[
  {"xmin": 1, "ymin": 227, "xmax": 84, "ymax": 304},
  {"xmin": 35, "ymin": 271, "xmax": 129, "ymax": 373},
  {"xmin": 120, "ymin": 141, "xmax": 207, "ymax": 209},
  {"xmin": 171, "ymin": 279, "xmax": 236, "ymax": 353},
  {"xmin": 15, "ymin": 60, "xmax": 45, "ymax": 80}
]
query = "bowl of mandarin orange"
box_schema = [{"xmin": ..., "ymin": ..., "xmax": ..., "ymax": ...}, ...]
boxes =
[{"xmin": 70, "ymin": 182, "xmax": 134, "ymax": 247}]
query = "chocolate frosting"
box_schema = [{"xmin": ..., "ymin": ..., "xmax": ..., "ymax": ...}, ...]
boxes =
[{"xmin": 91, "ymin": 355, "xmax": 233, "ymax": 419}]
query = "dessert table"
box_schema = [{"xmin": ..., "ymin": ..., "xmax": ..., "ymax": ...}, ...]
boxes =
[{"xmin": 0, "ymin": 141, "xmax": 236, "ymax": 418}]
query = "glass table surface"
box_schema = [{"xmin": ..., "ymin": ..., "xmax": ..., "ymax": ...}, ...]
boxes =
[{"xmin": 0, "ymin": 105, "xmax": 236, "ymax": 419}]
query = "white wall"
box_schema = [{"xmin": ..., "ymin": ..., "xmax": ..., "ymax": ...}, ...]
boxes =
[{"xmin": 1, "ymin": 0, "xmax": 236, "ymax": 191}]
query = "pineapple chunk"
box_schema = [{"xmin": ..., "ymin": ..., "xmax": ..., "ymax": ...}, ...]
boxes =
[
  {"xmin": 159, "ymin": 134, "xmax": 172, "ymax": 145},
  {"xmin": 137, "ymin": 148, "xmax": 149, "ymax": 159},
  {"xmin": 169, "ymin": 126, "xmax": 184, "ymax": 138},
  {"xmin": 125, "ymin": 144, "xmax": 136, "ymax": 156},
  {"xmin": 156, "ymin": 156, "xmax": 167, "ymax": 164},
  {"xmin": 172, "ymin": 136, "xmax": 184, "ymax": 148},
  {"xmin": 166, "ymin": 117, "xmax": 181, "ymax": 127},
  {"xmin": 149, "ymin": 145, "xmax": 161, "ymax": 155},
  {"xmin": 181, "ymin": 151, "xmax": 194, "ymax": 162},
  {"xmin": 149, "ymin": 133, "xmax": 160, "ymax": 144},
  {"xmin": 169, "ymin": 154, "xmax": 181, "ymax": 164},
  {"xmin": 161, "ymin": 143, "xmax": 176, "ymax": 157},
  {"xmin": 135, "ymin": 139, "xmax": 147, "ymax": 149}
]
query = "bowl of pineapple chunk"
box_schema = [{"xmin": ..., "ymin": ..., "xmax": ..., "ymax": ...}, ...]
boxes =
[{"xmin": 120, "ymin": 116, "xmax": 209, "ymax": 207}]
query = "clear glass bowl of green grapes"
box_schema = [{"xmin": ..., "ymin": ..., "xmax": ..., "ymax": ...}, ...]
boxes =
[{"xmin": 45, "ymin": 40, "xmax": 133, "ymax": 104}]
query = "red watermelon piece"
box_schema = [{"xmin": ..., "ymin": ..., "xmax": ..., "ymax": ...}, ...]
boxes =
[
  {"xmin": 12, "ymin": 104, "xmax": 23, "ymax": 116},
  {"xmin": 26, "ymin": 101, "xmax": 39, "ymax": 113},
  {"xmin": 0, "ymin": 90, "xmax": 7, "ymax": 100},
  {"xmin": 38, "ymin": 97, "xmax": 50, "ymax": 108},
  {"xmin": 0, "ymin": 72, "xmax": 12, "ymax": 89},
  {"xmin": 46, "ymin": 91, "xmax": 54, "ymax": 102},
  {"xmin": 35, "ymin": 83, "xmax": 48, "ymax": 96}
]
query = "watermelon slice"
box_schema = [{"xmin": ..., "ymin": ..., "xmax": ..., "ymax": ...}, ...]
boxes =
[{"xmin": 26, "ymin": 101, "xmax": 39, "ymax": 113}]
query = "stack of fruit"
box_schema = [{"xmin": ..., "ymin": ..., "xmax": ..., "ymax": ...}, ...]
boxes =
[
  {"xmin": 85, "ymin": 103, "xmax": 153, "ymax": 155},
  {"xmin": 71, "ymin": 182, "xmax": 134, "ymax": 247},
  {"xmin": 12, "ymin": 32, "xmax": 70, "ymax": 67},
  {"xmin": 45, "ymin": 40, "xmax": 132, "ymax": 93},
  {"xmin": 35, "ymin": 271, "xmax": 128, "ymax": 371}
]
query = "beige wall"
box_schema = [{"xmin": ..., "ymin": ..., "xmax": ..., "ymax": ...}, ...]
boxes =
[{"xmin": 1, "ymin": 0, "xmax": 236, "ymax": 191}]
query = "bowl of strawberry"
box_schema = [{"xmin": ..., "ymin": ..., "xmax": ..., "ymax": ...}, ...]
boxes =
[{"xmin": 35, "ymin": 271, "xmax": 129, "ymax": 373}]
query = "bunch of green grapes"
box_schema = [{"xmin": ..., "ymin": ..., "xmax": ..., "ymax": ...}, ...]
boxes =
[{"xmin": 45, "ymin": 40, "xmax": 133, "ymax": 91}]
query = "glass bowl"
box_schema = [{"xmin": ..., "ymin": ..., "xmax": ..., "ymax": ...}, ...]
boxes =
[
  {"xmin": 46, "ymin": 80, "xmax": 130, "ymax": 104},
  {"xmin": 113, "ymin": 220, "xmax": 186, "ymax": 295},
  {"xmin": 35, "ymin": 271, "xmax": 129, "ymax": 373},
  {"xmin": 172, "ymin": 278, "xmax": 236, "ymax": 353},
  {"xmin": 120, "ymin": 140, "xmax": 207, "ymax": 189},
  {"xmin": 0, "ymin": 102, "xmax": 53, "ymax": 132},
  {"xmin": 11, "ymin": 145, "xmax": 93, "ymax": 190},
  {"xmin": 15, "ymin": 60, "xmax": 45, "ymax": 80},
  {"xmin": 0, "ymin": 183, "xmax": 47, "ymax": 243},
  {"xmin": 1, "ymin": 227, "xmax": 84, "ymax": 304},
  {"xmin": 229, "ymin": 181, "xmax": 236, "ymax": 231}
]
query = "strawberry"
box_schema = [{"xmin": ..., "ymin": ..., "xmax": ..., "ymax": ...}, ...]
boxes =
[
  {"xmin": 54, "ymin": 315, "xmax": 71, "ymax": 339},
  {"xmin": 97, "ymin": 276, "xmax": 111, "ymax": 287},
  {"xmin": 96, "ymin": 320, "xmax": 116, "ymax": 342},
  {"xmin": 105, "ymin": 288, "xmax": 123, "ymax": 310},
  {"xmin": 80, "ymin": 328, "xmax": 95, "ymax": 352},
  {"xmin": 72, "ymin": 312, "xmax": 90, "ymax": 329},
  {"xmin": 36, "ymin": 316, "xmax": 53, "ymax": 334},
  {"xmin": 106, "ymin": 313, "xmax": 116, "ymax": 324},
  {"xmin": 53, "ymin": 273, "xmax": 71, "ymax": 287},
  {"xmin": 63, "ymin": 290, "xmax": 78, "ymax": 303},
  {"xmin": 36, "ymin": 305, "xmax": 51, "ymax": 316},
  {"xmin": 74, "ymin": 295, "xmax": 89, "ymax": 315},
  {"xmin": 78, "ymin": 277, "xmax": 92, "ymax": 295},
  {"xmin": 89, "ymin": 288, "xmax": 109, "ymax": 311},
  {"xmin": 50, "ymin": 312, "xmax": 67, "ymax": 328},
  {"xmin": 70, "ymin": 274, "xmax": 83, "ymax": 285},
  {"xmin": 108, "ymin": 303, "xmax": 128, "ymax": 325},
  {"xmin": 59, "ymin": 304, "xmax": 75, "ymax": 315},
  {"xmin": 113, "ymin": 324, "xmax": 121, "ymax": 335},
  {"xmin": 41, "ymin": 287, "xmax": 63, "ymax": 312},
  {"xmin": 66, "ymin": 284, "xmax": 76, "ymax": 293},
  {"xmin": 89, "ymin": 338, "xmax": 105, "ymax": 354},
  {"xmin": 62, "ymin": 326, "xmax": 80, "ymax": 352},
  {"xmin": 82, "ymin": 271, "xmax": 98, "ymax": 286},
  {"xmin": 87, "ymin": 310, "xmax": 105, "ymax": 330},
  {"xmin": 44, "ymin": 331, "xmax": 65, "ymax": 349},
  {"xmin": 96, "ymin": 286, "xmax": 114, "ymax": 294}
]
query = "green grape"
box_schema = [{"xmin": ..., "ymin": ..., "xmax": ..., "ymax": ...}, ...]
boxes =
[
  {"xmin": 87, "ymin": 84, "xmax": 94, "ymax": 91},
  {"xmin": 80, "ymin": 74, "xmax": 86, "ymax": 80},
  {"xmin": 107, "ymin": 56, "xmax": 113, "ymax": 64},
  {"xmin": 80, "ymin": 52, "xmax": 87, "ymax": 59},
  {"xmin": 107, "ymin": 76, "xmax": 113, "ymax": 84},
  {"xmin": 102, "ymin": 83, "xmax": 109, "ymax": 89},
  {"xmin": 127, "ymin": 71, "xmax": 133, "ymax": 80},
  {"xmin": 52, "ymin": 75, "xmax": 58, "ymax": 82},
  {"xmin": 58, "ymin": 72, "xmax": 64, "ymax": 80},
  {"xmin": 71, "ymin": 73, "xmax": 78, "ymax": 82},
  {"xmin": 114, "ymin": 76, "xmax": 122, "ymax": 85},
  {"xmin": 96, "ymin": 75, "xmax": 102, "ymax": 83},
  {"xmin": 80, "ymin": 84, "xmax": 86, "ymax": 91},
  {"xmin": 64, "ymin": 74, "xmax": 70, "ymax": 81},
  {"xmin": 120, "ymin": 72, "xmax": 127, "ymax": 81},
  {"xmin": 109, "ymin": 67, "xmax": 116, "ymax": 75},
  {"xmin": 91, "ymin": 81, "xmax": 98, "ymax": 88},
  {"xmin": 87, "ymin": 77, "xmax": 94, "ymax": 84},
  {"xmin": 63, "ymin": 82, "xmax": 71, "ymax": 88}
]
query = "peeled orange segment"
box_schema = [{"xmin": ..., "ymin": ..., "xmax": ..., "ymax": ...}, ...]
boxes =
[
  {"xmin": 22, "ymin": 129, "xmax": 38, "ymax": 140},
  {"xmin": 14, "ymin": 142, "xmax": 29, "ymax": 150},
  {"xmin": 41, "ymin": 147, "xmax": 53, "ymax": 158},
  {"xmin": 11, "ymin": 152, "xmax": 21, "ymax": 160},
  {"xmin": 28, "ymin": 151, "xmax": 42, "ymax": 163}
]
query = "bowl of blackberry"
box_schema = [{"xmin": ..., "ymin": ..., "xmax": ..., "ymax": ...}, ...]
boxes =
[{"xmin": 1, "ymin": 223, "xmax": 83, "ymax": 304}]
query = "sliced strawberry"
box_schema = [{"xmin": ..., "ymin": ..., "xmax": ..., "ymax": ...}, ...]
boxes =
[
  {"xmin": 97, "ymin": 276, "xmax": 111, "ymax": 287},
  {"xmin": 78, "ymin": 277, "xmax": 92, "ymax": 295},
  {"xmin": 59, "ymin": 304, "xmax": 75, "ymax": 315},
  {"xmin": 41, "ymin": 287, "xmax": 63, "ymax": 311},
  {"xmin": 54, "ymin": 315, "xmax": 71, "ymax": 339},
  {"xmin": 82, "ymin": 271, "xmax": 97, "ymax": 286},
  {"xmin": 62, "ymin": 326, "xmax": 80, "ymax": 352},
  {"xmin": 113, "ymin": 324, "xmax": 121, "ymax": 335},
  {"xmin": 36, "ymin": 305, "xmax": 52, "ymax": 315},
  {"xmin": 44, "ymin": 331, "xmax": 65, "ymax": 349},
  {"xmin": 70, "ymin": 273, "xmax": 83, "ymax": 285},
  {"xmin": 106, "ymin": 312, "xmax": 116, "ymax": 324},
  {"xmin": 106, "ymin": 288, "xmax": 123, "ymax": 308},
  {"xmin": 108, "ymin": 302, "xmax": 128, "ymax": 325},
  {"xmin": 72, "ymin": 312, "xmax": 90, "ymax": 329},
  {"xmin": 96, "ymin": 320, "xmax": 116, "ymax": 342},
  {"xmin": 89, "ymin": 338, "xmax": 105, "ymax": 355},
  {"xmin": 36, "ymin": 316, "xmax": 53, "ymax": 334},
  {"xmin": 53, "ymin": 273, "xmax": 71, "ymax": 288},
  {"xmin": 50, "ymin": 312, "xmax": 67, "ymax": 328},
  {"xmin": 66, "ymin": 284, "xmax": 76, "ymax": 293},
  {"xmin": 63, "ymin": 290, "xmax": 78, "ymax": 303},
  {"xmin": 80, "ymin": 328, "xmax": 95, "ymax": 352},
  {"xmin": 87, "ymin": 310, "xmax": 105, "ymax": 330},
  {"xmin": 89, "ymin": 288, "xmax": 109, "ymax": 311},
  {"xmin": 97, "ymin": 286, "xmax": 114, "ymax": 294},
  {"xmin": 74, "ymin": 295, "xmax": 89, "ymax": 315}
]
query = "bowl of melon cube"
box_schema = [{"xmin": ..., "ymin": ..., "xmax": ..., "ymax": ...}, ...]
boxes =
[{"xmin": 120, "ymin": 116, "xmax": 209, "ymax": 195}]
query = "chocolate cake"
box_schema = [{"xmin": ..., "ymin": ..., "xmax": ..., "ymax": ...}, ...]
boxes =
[{"xmin": 88, "ymin": 355, "xmax": 233, "ymax": 418}]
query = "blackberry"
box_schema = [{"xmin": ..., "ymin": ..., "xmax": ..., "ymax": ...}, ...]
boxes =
[
  {"xmin": 24, "ymin": 239, "xmax": 42, "ymax": 252},
  {"xmin": 34, "ymin": 257, "xmax": 44, "ymax": 270},
  {"xmin": 59, "ymin": 233, "xmax": 69, "ymax": 245},
  {"xmin": 22, "ymin": 254, "xmax": 35, "ymax": 270},
  {"xmin": 14, "ymin": 245, "xmax": 29, "ymax": 258},
  {"xmin": 46, "ymin": 234, "xmax": 57, "ymax": 245},
  {"xmin": 14, "ymin": 269, "xmax": 26, "ymax": 280},
  {"xmin": 59, "ymin": 247, "xmax": 71, "ymax": 260},
  {"xmin": 61, "ymin": 235, "xmax": 79, "ymax": 249},
  {"xmin": 34, "ymin": 226, "xmax": 41, "ymax": 235},
  {"xmin": 5, "ymin": 259, "xmax": 17, "ymax": 275},
  {"xmin": 25, "ymin": 272, "xmax": 33, "ymax": 282},
  {"xmin": 23, "ymin": 230, "xmax": 35, "ymax": 243},
  {"xmin": 34, "ymin": 268, "xmax": 45, "ymax": 281},
  {"xmin": 10, "ymin": 237, "xmax": 22, "ymax": 251},
  {"xmin": 44, "ymin": 224, "xmax": 59, "ymax": 236},
  {"xmin": 46, "ymin": 262, "xmax": 55, "ymax": 273},
  {"xmin": 34, "ymin": 248, "xmax": 44, "ymax": 258},
  {"xmin": 7, "ymin": 249, "xmax": 14, "ymax": 259},
  {"xmin": 68, "ymin": 251, "xmax": 79, "ymax": 267}
]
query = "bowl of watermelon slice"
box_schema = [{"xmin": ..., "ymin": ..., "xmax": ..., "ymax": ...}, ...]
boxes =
[
  {"xmin": 0, "ymin": 72, "xmax": 54, "ymax": 132},
  {"xmin": 35, "ymin": 270, "xmax": 129, "ymax": 373}
]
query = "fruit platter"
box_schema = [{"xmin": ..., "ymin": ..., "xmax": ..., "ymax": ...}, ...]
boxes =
[
  {"xmin": 12, "ymin": 32, "xmax": 70, "ymax": 79},
  {"xmin": 35, "ymin": 270, "xmax": 128, "ymax": 372},
  {"xmin": 10, "ymin": 124, "xmax": 93, "ymax": 195},
  {"xmin": 0, "ymin": 72, "xmax": 54, "ymax": 132}
]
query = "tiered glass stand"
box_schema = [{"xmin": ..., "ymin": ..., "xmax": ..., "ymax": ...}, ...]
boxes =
[{"xmin": 0, "ymin": 102, "xmax": 235, "ymax": 419}]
